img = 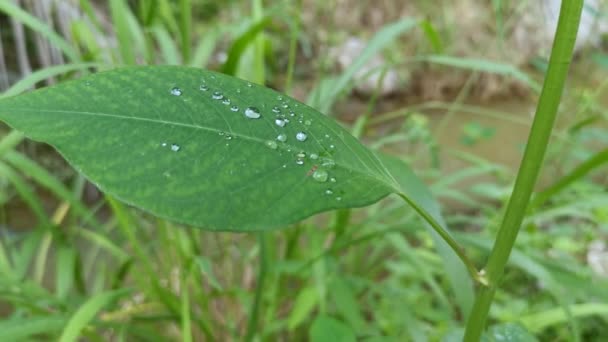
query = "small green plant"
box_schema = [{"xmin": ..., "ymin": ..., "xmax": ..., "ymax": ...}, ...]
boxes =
[{"xmin": 0, "ymin": 0, "xmax": 594, "ymax": 341}]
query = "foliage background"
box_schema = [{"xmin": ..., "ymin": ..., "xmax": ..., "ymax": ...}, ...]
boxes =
[{"xmin": 0, "ymin": 0, "xmax": 607, "ymax": 340}]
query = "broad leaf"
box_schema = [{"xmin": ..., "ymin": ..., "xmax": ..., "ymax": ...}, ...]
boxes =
[
  {"xmin": 0, "ymin": 66, "xmax": 403, "ymax": 231},
  {"xmin": 309, "ymin": 315, "xmax": 356, "ymax": 342}
]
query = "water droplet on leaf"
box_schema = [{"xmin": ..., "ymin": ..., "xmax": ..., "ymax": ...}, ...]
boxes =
[
  {"xmin": 200, "ymin": 85, "xmax": 209, "ymax": 91},
  {"xmin": 265, "ymin": 140, "xmax": 278, "ymax": 149},
  {"xmin": 230, "ymin": 105, "xmax": 239, "ymax": 112},
  {"xmin": 212, "ymin": 91, "xmax": 223, "ymax": 100},
  {"xmin": 312, "ymin": 169, "xmax": 328, "ymax": 182},
  {"xmin": 275, "ymin": 119, "xmax": 286, "ymax": 127},
  {"xmin": 277, "ymin": 133, "xmax": 287, "ymax": 142},
  {"xmin": 171, "ymin": 144, "xmax": 181, "ymax": 152},
  {"xmin": 244, "ymin": 107, "xmax": 261, "ymax": 119},
  {"xmin": 170, "ymin": 87, "xmax": 182, "ymax": 96},
  {"xmin": 325, "ymin": 189, "xmax": 333, "ymax": 195},
  {"xmin": 222, "ymin": 98, "xmax": 231, "ymax": 105},
  {"xmin": 321, "ymin": 158, "xmax": 335, "ymax": 168},
  {"xmin": 296, "ymin": 132, "xmax": 307, "ymax": 141}
]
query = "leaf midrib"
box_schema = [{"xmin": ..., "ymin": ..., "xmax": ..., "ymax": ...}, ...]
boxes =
[{"xmin": 5, "ymin": 107, "xmax": 401, "ymax": 192}]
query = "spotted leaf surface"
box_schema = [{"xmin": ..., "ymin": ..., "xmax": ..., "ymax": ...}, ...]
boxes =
[{"xmin": 0, "ymin": 66, "xmax": 404, "ymax": 230}]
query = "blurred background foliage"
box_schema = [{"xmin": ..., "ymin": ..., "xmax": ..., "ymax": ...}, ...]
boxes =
[{"xmin": 0, "ymin": 0, "xmax": 607, "ymax": 340}]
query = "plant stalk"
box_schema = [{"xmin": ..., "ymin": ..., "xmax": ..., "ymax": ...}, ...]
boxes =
[
  {"xmin": 245, "ymin": 231, "xmax": 269, "ymax": 342},
  {"xmin": 463, "ymin": 1, "xmax": 583, "ymax": 340},
  {"xmin": 398, "ymin": 194, "xmax": 486, "ymax": 285}
]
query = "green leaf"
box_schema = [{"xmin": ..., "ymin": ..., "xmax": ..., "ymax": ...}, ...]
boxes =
[
  {"xmin": 377, "ymin": 153, "xmax": 475, "ymax": 315},
  {"xmin": 519, "ymin": 303, "xmax": 608, "ymax": 333},
  {"xmin": 0, "ymin": 66, "xmax": 398, "ymax": 231},
  {"xmin": 0, "ymin": 316, "xmax": 68, "ymax": 340},
  {"xmin": 486, "ymin": 322, "xmax": 538, "ymax": 342},
  {"xmin": 288, "ymin": 286, "xmax": 318, "ymax": 330},
  {"xmin": 422, "ymin": 55, "xmax": 541, "ymax": 92},
  {"xmin": 443, "ymin": 323, "xmax": 538, "ymax": 342},
  {"xmin": 0, "ymin": 66, "xmax": 479, "ymax": 289},
  {"xmin": 309, "ymin": 315, "xmax": 356, "ymax": 342},
  {"xmin": 307, "ymin": 18, "xmax": 418, "ymax": 112},
  {"xmin": 59, "ymin": 289, "xmax": 128, "ymax": 342}
]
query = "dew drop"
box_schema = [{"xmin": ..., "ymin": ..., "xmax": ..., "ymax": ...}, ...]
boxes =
[
  {"xmin": 272, "ymin": 106, "xmax": 281, "ymax": 113},
  {"xmin": 296, "ymin": 132, "xmax": 307, "ymax": 142},
  {"xmin": 230, "ymin": 105, "xmax": 239, "ymax": 112},
  {"xmin": 295, "ymin": 159, "xmax": 304, "ymax": 165},
  {"xmin": 321, "ymin": 158, "xmax": 335, "ymax": 168},
  {"xmin": 310, "ymin": 153, "xmax": 319, "ymax": 160},
  {"xmin": 304, "ymin": 120, "xmax": 312, "ymax": 126},
  {"xmin": 289, "ymin": 112, "xmax": 295, "ymax": 117},
  {"xmin": 277, "ymin": 133, "xmax": 287, "ymax": 142},
  {"xmin": 296, "ymin": 152, "xmax": 306, "ymax": 159},
  {"xmin": 244, "ymin": 107, "xmax": 261, "ymax": 119},
  {"xmin": 200, "ymin": 85, "xmax": 209, "ymax": 91},
  {"xmin": 336, "ymin": 196, "xmax": 342, "ymax": 201},
  {"xmin": 170, "ymin": 144, "xmax": 181, "ymax": 152},
  {"xmin": 329, "ymin": 144, "xmax": 335, "ymax": 149},
  {"xmin": 170, "ymin": 87, "xmax": 182, "ymax": 96},
  {"xmin": 212, "ymin": 91, "xmax": 223, "ymax": 100},
  {"xmin": 282, "ymin": 103, "xmax": 289, "ymax": 109},
  {"xmin": 265, "ymin": 140, "xmax": 278, "ymax": 149},
  {"xmin": 312, "ymin": 169, "xmax": 328, "ymax": 182},
  {"xmin": 324, "ymin": 134, "xmax": 330, "ymax": 138},
  {"xmin": 282, "ymin": 164, "xmax": 287, "ymax": 168},
  {"xmin": 222, "ymin": 98, "xmax": 231, "ymax": 105},
  {"xmin": 219, "ymin": 132, "xmax": 225, "ymax": 136},
  {"xmin": 277, "ymin": 95, "xmax": 283, "ymax": 101},
  {"xmin": 247, "ymin": 82, "xmax": 253, "ymax": 88},
  {"xmin": 161, "ymin": 142, "xmax": 167, "ymax": 147},
  {"xmin": 325, "ymin": 189, "xmax": 333, "ymax": 195},
  {"xmin": 330, "ymin": 177, "xmax": 337, "ymax": 183},
  {"xmin": 275, "ymin": 119, "xmax": 286, "ymax": 127}
]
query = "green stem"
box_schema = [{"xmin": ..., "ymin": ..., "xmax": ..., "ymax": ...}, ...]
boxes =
[
  {"xmin": 179, "ymin": 0, "xmax": 192, "ymax": 63},
  {"xmin": 398, "ymin": 194, "xmax": 486, "ymax": 285},
  {"xmin": 245, "ymin": 232, "xmax": 268, "ymax": 342},
  {"xmin": 463, "ymin": 1, "xmax": 583, "ymax": 340}
]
